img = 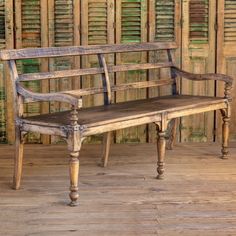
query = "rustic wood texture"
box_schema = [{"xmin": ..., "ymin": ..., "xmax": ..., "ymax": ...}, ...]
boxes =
[
  {"xmin": 0, "ymin": 43, "xmax": 178, "ymax": 61},
  {"xmin": 21, "ymin": 95, "xmax": 228, "ymax": 130},
  {"xmin": 2, "ymin": 0, "xmax": 235, "ymax": 146},
  {"xmin": 2, "ymin": 40, "xmax": 233, "ymax": 204},
  {"xmin": 1, "ymin": 143, "xmax": 236, "ymax": 235}
]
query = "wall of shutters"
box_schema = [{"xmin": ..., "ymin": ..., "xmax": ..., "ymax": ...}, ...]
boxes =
[{"xmin": 0, "ymin": 0, "xmax": 235, "ymax": 144}]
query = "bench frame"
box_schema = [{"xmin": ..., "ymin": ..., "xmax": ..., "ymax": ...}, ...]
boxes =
[{"xmin": 0, "ymin": 42, "xmax": 233, "ymax": 206}]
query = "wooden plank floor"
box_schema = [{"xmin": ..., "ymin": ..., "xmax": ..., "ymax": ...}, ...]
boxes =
[{"xmin": 1, "ymin": 143, "xmax": 236, "ymax": 236}]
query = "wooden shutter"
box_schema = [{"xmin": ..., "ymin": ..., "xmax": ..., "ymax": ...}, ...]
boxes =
[
  {"xmin": 115, "ymin": 0, "xmax": 147, "ymax": 143},
  {"xmin": 81, "ymin": 0, "xmax": 114, "ymax": 143},
  {"xmin": 0, "ymin": 0, "xmax": 6, "ymax": 143},
  {"xmin": 181, "ymin": 0, "xmax": 216, "ymax": 142},
  {"xmin": 148, "ymin": 0, "xmax": 181, "ymax": 142},
  {"xmin": 49, "ymin": 0, "xmax": 74, "ymax": 113},
  {"xmin": 120, "ymin": 0, "xmax": 142, "ymax": 43},
  {"xmin": 217, "ymin": 0, "xmax": 236, "ymax": 140},
  {"xmin": 14, "ymin": 0, "xmax": 42, "ymax": 143},
  {"xmin": 0, "ymin": 0, "xmax": 13, "ymax": 143},
  {"xmin": 48, "ymin": 0, "xmax": 80, "ymax": 144},
  {"xmin": 154, "ymin": 0, "xmax": 175, "ymax": 42},
  {"xmin": 189, "ymin": 0, "xmax": 209, "ymax": 43}
]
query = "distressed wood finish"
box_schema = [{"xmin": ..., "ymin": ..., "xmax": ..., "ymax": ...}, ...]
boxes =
[
  {"xmin": 0, "ymin": 42, "xmax": 233, "ymax": 206},
  {"xmin": 2, "ymin": 143, "xmax": 236, "ymax": 235}
]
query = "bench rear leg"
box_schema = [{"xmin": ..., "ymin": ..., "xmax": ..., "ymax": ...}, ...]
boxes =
[
  {"xmin": 156, "ymin": 124, "xmax": 167, "ymax": 179},
  {"xmin": 101, "ymin": 132, "xmax": 112, "ymax": 167},
  {"xmin": 13, "ymin": 127, "xmax": 25, "ymax": 190},
  {"xmin": 221, "ymin": 108, "xmax": 230, "ymax": 159},
  {"xmin": 167, "ymin": 118, "xmax": 177, "ymax": 150}
]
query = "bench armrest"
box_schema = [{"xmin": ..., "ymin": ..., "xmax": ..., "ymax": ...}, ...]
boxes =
[
  {"xmin": 172, "ymin": 66, "xmax": 233, "ymax": 100},
  {"xmin": 16, "ymin": 83, "xmax": 82, "ymax": 108}
]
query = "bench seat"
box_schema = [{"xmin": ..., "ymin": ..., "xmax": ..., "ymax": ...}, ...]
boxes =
[{"xmin": 22, "ymin": 95, "xmax": 227, "ymax": 137}]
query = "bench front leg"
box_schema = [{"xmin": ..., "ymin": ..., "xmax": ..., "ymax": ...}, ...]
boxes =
[
  {"xmin": 221, "ymin": 106, "xmax": 231, "ymax": 159},
  {"xmin": 66, "ymin": 107, "xmax": 82, "ymax": 206},
  {"xmin": 155, "ymin": 116, "xmax": 168, "ymax": 179}
]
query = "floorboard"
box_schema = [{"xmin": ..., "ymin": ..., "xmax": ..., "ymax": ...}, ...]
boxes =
[{"xmin": 0, "ymin": 143, "xmax": 236, "ymax": 236}]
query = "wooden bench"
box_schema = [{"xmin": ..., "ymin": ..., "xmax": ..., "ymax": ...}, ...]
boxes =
[{"xmin": 0, "ymin": 42, "xmax": 233, "ymax": 206}]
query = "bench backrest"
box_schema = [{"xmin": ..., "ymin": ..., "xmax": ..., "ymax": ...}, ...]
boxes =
[{"xmin": 0, "ymin": 42, "xmax": 178, "ymax": 106}]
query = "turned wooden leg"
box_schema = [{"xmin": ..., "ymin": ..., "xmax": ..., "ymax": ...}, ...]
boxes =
[
  {"xmin": 13, "ymin": 127, "xmax": 24, "ymax": 190},
  {"xmin": 69, "ymin": 150, "xmax": 80, "ymax": 206},
  {"xmin": 221, "ymin": 115, "xmax": 230, "ymax": 159},
  {"xmin": 156, "ymin": 126, "xmax": 166, "ymax": 179},
  {"xmin": 167, "ymin": 118, "xmax": 177, "ymax": 150},
  {"xmin": 101, "ymin": 132, "xmax": 112, "ymax": 167}
]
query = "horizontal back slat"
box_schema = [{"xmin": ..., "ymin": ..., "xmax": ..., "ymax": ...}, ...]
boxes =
[
  {"xmin": 0, "ymin": 42, "xmax": 177, "ymax": 60},
  {"xmin": 18, "ymin": 62, "xmax": 174, "ymax": 81},
  {"xmin": 79, "ymin": 79, "xmax": 173, "ymax": 96},
  {"xmin": 21, "ymin": 79, "xmax": 173, "ymax": 102}
]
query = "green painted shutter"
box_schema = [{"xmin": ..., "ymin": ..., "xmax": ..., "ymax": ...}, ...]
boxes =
[
  {"xmin": 189, "ymin": 0, "xmax": 209, "ymax": 43},
  {"xmin": 121, "ymin": 0, "xmax": 142, "ymax": 43},
  {"xmin": 224, "ymin": 0, "xmax": 236, "ymax": 42},
  {"xmin": 181, "ymin": 0, "xmax": 216, "ymax": 142},
  {"xmin": 20, "ymin": 0, "xmax": 41, "ymax": 143},
  {"xmin": 115, "ymin": 0, "xmax": 147, "ymax": 143},
  {"xmin": 88, "ymin": 1, "xmax": 108, "ymax": 45},
  {"xmin": 50, "ymin": 0, "xmax": 74, "ymax": 114},
  {"xmin": 155, "ymin": 0, "xmax": 175, "ymax": 42}
]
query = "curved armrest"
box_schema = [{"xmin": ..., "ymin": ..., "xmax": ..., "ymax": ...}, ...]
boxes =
[
  {"xmin": 16, "ymin": 83, "xmax": 82, "ymax": 108},
  {"xmin": 172, "ymin": 66, "xmax": 233, "ymax": 100},
  {"xmin": 172, "ymin": 66, "xmax": 233, "ymax": 86}
]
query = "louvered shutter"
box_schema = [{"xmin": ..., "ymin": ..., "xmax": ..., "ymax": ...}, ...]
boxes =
[
  {"xmin": 49, "ymin": 0, "xmax": 74, "ymax": 114},
  {"xmin": 155, "ymin": 0, "xmax": 175, "ymax": 42},
  {"xmin": 0, "ymin": 0, "xmax": 13, "ymax": 143},
  {"xmin": 81, "ymin": 0, "xmax": 114, "ymax": 143},
  {"xmin": 224, "ymin": 0, "xmax": 236, "ymax": 42},
  {"xmin": 88, "ymin": 1, "xmax": 108, "ymax": 45},
  {"xmin": 121, "ymin": 0, "xmax": 142, "ymax": 43},
  {"xmin": 14, "ymin": 0, "xmax": 42, "ymax": 143},
  {"xmin": 216, "ymin": 0, "xmax": 236, "ymax": 140},
  {"xmin": 189, "ymin": 0, "xmax": 209, "ymax": 43},
  {"xmin": 147, "ymin": 0, "xmax": 180, "ymax": 142},
  {"xmin": 0, "ymin": 0, "xmax": 6, "ymax": 143},
  {"xmin": 181, "ymin": 0, "xmax": 216, "ymax": 142},
  {"xmin": 115, "ymin": 0, "xmax": 147, "ymax": 143},
  {"xmin": 48, "ymin": 0, "xmax": 80, "ymax": 144}
]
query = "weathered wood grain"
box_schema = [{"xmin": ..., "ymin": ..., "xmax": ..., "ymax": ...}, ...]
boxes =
[
  {"xmin": 2, "ymin": 41, "xmax": 233, "ymax": 205},
  {"xmin": 0, "ymin": 42, "xmax": 178, "ymax": 61},
  {"xmin": 1, "ymin": 143, "xmax": 236, "ymax": 235}
]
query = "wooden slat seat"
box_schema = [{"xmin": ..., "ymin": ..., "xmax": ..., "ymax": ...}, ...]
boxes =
[{"xmin": 22, "ymin": 95, "xmax": 227, "ymax": 136}]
